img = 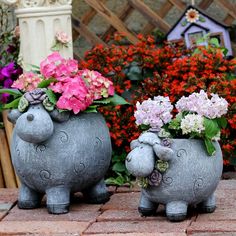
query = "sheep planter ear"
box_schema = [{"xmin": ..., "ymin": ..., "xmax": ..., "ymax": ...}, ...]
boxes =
[
  {"xmin": 126, "ymin": 132, "xmax": 223, "ymax": 222},
  {"xmin": 8, "ymin": 89, "xmax": 112, "ymax": 214}
]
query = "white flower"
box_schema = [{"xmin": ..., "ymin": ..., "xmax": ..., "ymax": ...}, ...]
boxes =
[
  {"xmin": 181, "ymin": 114, "xmax": 205, "ymax": 135},
  {"xmin": 55, "ymin": 31, "xmax": 71, "ymax": 44},
  {"xmin": 185, "ymin": 9, "xmax": 200, "ymax": 23}
]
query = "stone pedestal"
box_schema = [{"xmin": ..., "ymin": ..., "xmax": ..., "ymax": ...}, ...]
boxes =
[{"xmin": 0, "ymin": 0, "xmax": 73, "ymax": 66}]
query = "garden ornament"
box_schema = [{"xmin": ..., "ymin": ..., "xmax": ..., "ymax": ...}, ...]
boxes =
[
  {"xmin": 126, "ymin": 132, "xmax": 223, "ymax": 222},
  {"xmin": 8, "ymin": 89, "xmax": 112, "ymax": 214}
]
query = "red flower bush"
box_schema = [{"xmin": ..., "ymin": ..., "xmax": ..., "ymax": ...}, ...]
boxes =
[{"xmin": 81, "ymin": 34, "xmax": 236, "ymax": 165}]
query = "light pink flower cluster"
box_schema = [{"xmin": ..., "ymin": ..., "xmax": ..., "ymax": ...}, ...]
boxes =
[
  {"xmin": 176, "ymin": 90, "xmax": 228, "ymax": 119},
  {"xmin": 55, "ymin": 31, "xmax": 71, "ymax": 44},
  {"xmin": 40, "ymin": 52, "xmax": 114, "ymax": 114},
  {"xmin": 40, "ymin": 52, "xmax": 78, "ymax": 79},
  {"xmin": 79, "ymin": 69, "xmax": 114, "ymax": 100},
  {"xmin": 12, "ymin": 72, "xmax": 42, "ymax": 92},
  {"xmin": 134, "ymin": 96, "xmax": 173, "ymax": 131}
]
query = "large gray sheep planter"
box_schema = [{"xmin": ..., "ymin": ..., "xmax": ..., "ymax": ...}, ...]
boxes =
[
  {"xmin": 126, "ymin": 132, "xmax": 223, "ymax": 221},
  {"xmin": 8, "ymin": 90, "xmax": 112, "ymax": 214}
]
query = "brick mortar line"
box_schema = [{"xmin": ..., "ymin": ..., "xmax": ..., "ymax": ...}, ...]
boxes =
[
  {"xmin": 186, "ymin": 214, "xmax": 199, "ymax": 235},
  {"xmin": 0, "ymin": 201, "xmax": 17, "ymax": 222},
  {"xmin": 81, "ymin": 198, "xmax": 109, "ymax": 235}
]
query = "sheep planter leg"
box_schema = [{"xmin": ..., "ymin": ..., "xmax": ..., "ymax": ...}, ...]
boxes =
[
  {"xmin": 18, "ymin": 184, "xmax": 42, "ymax": 209},
  {"xmin": 138, "ymin": 191, "xmax": 158, "ymax": 216},
  {"xmin": 166, "ymin": 201, "xmax": 188, "ymax": 222},
  {"xmin": 46, "ymin": 186, "xmax": 70, "ymax": 214},
  {"xmin": 83, "ymin": 179, "xmax": 110, "ymax": 204},
  {"xmin": 197, "ymin": 193, "xmax": 216, "ymax": 213}
]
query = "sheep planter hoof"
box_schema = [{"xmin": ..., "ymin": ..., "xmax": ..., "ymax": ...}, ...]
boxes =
[
  {"xmin": 126, "ymin": 132, "xmax": 223, "ymax": 222},
  {"xmin": 8, "ymin": 92, "xmax": 112, "ymax": 214}
]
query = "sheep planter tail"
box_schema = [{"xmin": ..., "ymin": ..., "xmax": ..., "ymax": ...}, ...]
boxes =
[
  {"xmin": 8, "ymin": 90, "xmax": 112, "ymax": 214},
  {"xmin": 126, "ymin": 132, "xmax": 223, "ymax": 222}
]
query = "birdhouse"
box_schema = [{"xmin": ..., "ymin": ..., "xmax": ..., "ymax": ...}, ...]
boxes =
[{"xmin": 166, "ymin": 5, "xmax": 233, "ymax": 56}]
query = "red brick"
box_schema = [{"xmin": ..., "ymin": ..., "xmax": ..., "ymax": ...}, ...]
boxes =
[
  {"xmin": 3, "ymin": 204, "xmax": 101, "ymax": 222},
  {"xmin": 97, "ymin": 207, "xmax": 166, "ymax": 222},
  {"xmin": 84, "ymin": 233, "xmax": 186, "ymax": 236},
  {"xmin": 101, "ymin": 192, "xmax": 140, "ymax": 211},
  {"xmin": 0, "ymin": 211, "xmax": 8, "ymax": 221},
  {"xmin": 107, "ymin": 185, "xmax": 117, "ymax": 193},
  {"xmin": 71, "ymin": 203, "xmax": 102, "ymax": 211},
  {"xmin": 189, "ymin": 233, "xmax": 236, "ymax": 236},
  {"xmin": 84, "ymin": 220, "xmax": 190, "ymax": 234},
  {"xmin": 0, "ymin": 188, "xmax": 18, "ymax": 203},
  {"xmin": 196, "ymin": 207, "xmax": 236, "ymax": 221},
  {"xmin": 217, "ymin": 180, "xmax": 236, "ymax": 190},
  {"xmin": 0, "ymin": 221, "xmax": 90, "ymax": 235},
  {"xmin": 116, "ymin": 183, "xmax": 141, "ymax": 193},
  {"xmin": 187, "ymin": 221, "xmax": 236, "ymax": 234}
]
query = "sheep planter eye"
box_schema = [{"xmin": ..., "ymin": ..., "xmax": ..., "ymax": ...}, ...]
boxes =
[
  {"xmin": 8, "ymin": 99, "xmax": 112, "ymax": 214},
  {"xmin": 126, "ymin": 132, "xmax": 223, "ymax": 222}
]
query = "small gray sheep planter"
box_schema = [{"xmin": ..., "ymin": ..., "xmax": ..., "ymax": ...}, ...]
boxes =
[
  {"xmin": 8, "ymin": 90, "xmax": 112, "ymax": 214},
  {"xmin": 126, "ymin": 132, "xmax": 223, "ymax": 222}
]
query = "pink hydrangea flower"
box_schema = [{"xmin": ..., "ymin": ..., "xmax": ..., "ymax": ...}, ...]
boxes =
[
  {"xmin": 11, "ymin": 72, "xmax": 42, "ymax": 92},
  {"xmin": 40, "ymin": 53, "xmax": 114, "ymax": 114},
  {"xmin": 79, "ymin": 69, "xmax": 114, "ymax": 100},
  {"xmin": 134, "ymin": 96, "xmax": 173, "ymax": 131},
  {"xmin": 176, "ymin": 90, "xmax": 228, "ymax": 119},
  {"xmin": 40, "ymin": 52, "xmax": 78, "ymax": 79}
]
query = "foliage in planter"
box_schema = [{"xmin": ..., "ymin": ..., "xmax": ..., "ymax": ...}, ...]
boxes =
[
  {"xmin": 81, "ymin": 33, "xmax": 236, "ymax": 168},
  {"xmin": 105, "ymin": 150, "xmax": 133, "ymax": 186}
]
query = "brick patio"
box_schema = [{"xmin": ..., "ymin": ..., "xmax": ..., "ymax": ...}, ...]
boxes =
[{"xmin": 0, "ymin": 180, "xmax": 235, "ymax": 235}]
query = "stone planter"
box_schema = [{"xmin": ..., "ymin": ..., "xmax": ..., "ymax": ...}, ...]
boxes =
[
  {"xmin": 126, "ymin": 132, "xmax": 223, "ymax": 221},
  {"xmin": 8, "ymin": 104, "xmax": 112, "ymax": 214}
]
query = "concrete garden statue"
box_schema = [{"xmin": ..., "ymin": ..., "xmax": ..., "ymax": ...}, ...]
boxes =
[
  {"xmin": 0, "ymin": 52, "xmax": 127, "ymax": 214},
  {"xmin": 126, "ymin": 91, "xmax": 228, "ymax": 221}
]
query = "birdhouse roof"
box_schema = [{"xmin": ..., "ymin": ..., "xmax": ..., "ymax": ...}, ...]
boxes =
[
  {"xmin": 180, "ymin": 23, "xmax": 210, "ymax": 36},
  {"xmin": 166, "ymin": 5, "xmax": 230, "ymax": 38}
]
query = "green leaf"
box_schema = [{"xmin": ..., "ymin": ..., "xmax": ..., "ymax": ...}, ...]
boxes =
[
  {"xmin": 105, "ymin": 176, "xmax": 125, "ymax": 186},
  {"xmin": 45, "ymin": 89, "xmax": 57, "ymax": 105},
  {"xmin": 216, "ymin": 117, "xmax": 227, "ymax": 129},
  {"xmin": 0, "ymin": 89, "xmax": 22, "ymax": 97},
  {"xmin": 112, "ymin": 162, "xmax": 126, "ymax": 172},
  {"xmin": 127, "ymin": 71, "xmax": 143, "ymax": 81},
  {"xmin": 199, "ymin": 16, "xmax": 206, "ymax": 22},
  {"xmin": 3, "ymin": 97, "xmax": 21, "ymax": 109},
  {"xmin": 193, "ymin": 48, "xmax": 202, "ymax": 55},
  {"xmin": 209, "ymin": 38, "xmax": 220, "ymax": 48},
  {"xmin": 28, "ymin": 64, "xmax": 40, "ymax": 72},
  {"xmin": 93, "ymin": 99, "xmax": 111, "ymax": 105},
  {"xmin": 51, "ymin": 43, "xmax": 61, "ymax": 52},
  {"xmin": 204, "ymin": 138, "xmax": 216, "ymax": 156},
  {"xmin": 181, "ymin": 19, "xmax": 187, "ymax": 26},
  {"xmin": 107, "ymin": 94, "xmax": 129, "ymax": 106},
  {"xmin": 37, "ymin": 79, "xmax": 57, "ymax": 88},
  {"xmin": 204, "ymin": 118, "xmax": 220, "ymax": 139},
  {"xmin": 84, "ymin": 105, "xmax": 98, "ymax": 113},
  {"xmin": 139, "ymin": 124, "xmax": 150, "ymax": 131},
  {"xmin": 221, "ymin": 48, "xmax": 228, "ymax": 56}
]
